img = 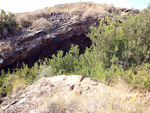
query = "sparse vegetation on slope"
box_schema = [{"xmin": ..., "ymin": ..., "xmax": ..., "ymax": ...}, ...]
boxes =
[
  {"xmin": 0, "ymin": 3, "xmax": 150, "ymax": 112},
  {"xmin": 0, "ymin": 7, "xmax": 150, "ymax": 97},
  {"xmin": 15, "ymin": 2, "xmax": 114, "ymax": 29},
  {"xmin": 0, "ymin": 10, "xmax": 19, "ymax": 39},
  {"xmin": 38, "ymin": 88, "xmax": 150, "ymax": 113}
]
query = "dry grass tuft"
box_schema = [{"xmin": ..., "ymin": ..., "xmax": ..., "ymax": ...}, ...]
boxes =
[
  {"xmin": 0, "ymin": 42, "xmax": 4, "ymax": 47},
  {"xmin": 32, "ymin": 18, "xmax": 54, "ymax": 32},
  {"xmin": 16, "ymin": 2, "xmax": 115, "ymax": 29},
  {"xmin": 16, "ymin": 12, "xmax": 36, "ymax": 28},
  {"xmin": 37, "ymin": 81, "xmax": 150, "ymax": 113},
  {"xmin": 16, "ymin": 9, "xmax": 49, "ymax": 28},
  {"xmin": 49, "ymin": 2, "xmax": 97, "ymax": 13},
  {"xmin": 83, "ymin": 5, "xmax": 106, "ymax": 18},
  {"xmin": 49, "ymin": 2, "xmax": 114, "ymax": 13},
  {"xmin": 0, "ymin": 42, "xmax": 13, "ymax": 53},
  {"xmin": 4, "ymin": 74, "xmax": 27, "ymax": 94}
]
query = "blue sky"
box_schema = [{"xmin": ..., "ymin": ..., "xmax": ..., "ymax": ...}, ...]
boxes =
[{"xmin": 0, "ymin": 0, "xmax": 149, "ymax": 13}]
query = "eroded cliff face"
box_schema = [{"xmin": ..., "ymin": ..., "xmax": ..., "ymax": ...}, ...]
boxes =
[
  {"xmin": 0, "ymin": 3, "xmax": 140, "ymax": 71},
  {"xmin": 0, "ymin": 16, "xmax": 94, "ymax": 71}
]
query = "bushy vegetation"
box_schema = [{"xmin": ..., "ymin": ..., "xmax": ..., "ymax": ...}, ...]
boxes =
[
  {"xmin": 0, "ymin": 8, "xmax": 150, "ymax": 97},
  {"xmin": 46, "ymin": 8, "xmax": 150, "ymax": 88},
  {"xmin": 0, "ymin": 10, "xmax": 19, "ymax": 39},
  {"xmin": 0, "ymin": 63, "xmax": 53, "ymax": 97}
]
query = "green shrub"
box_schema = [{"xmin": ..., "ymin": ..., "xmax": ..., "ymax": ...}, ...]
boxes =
[
  {"xmin": 0, "ymin": 10, "xmax": 19, "ymax": 39},
  {"xmin": 87, "ymin": 17, "xmax": 121, "ymax": 68},
  {"xmin": 0, "ymin": 64, "xmax": 36, "ymax": 97},
  {"xmin": 0, "ymin": 62, "xmax": 53, "ymax": 97},
  {"xmin": 123, "ymin": 63, "xmax": 150, "ymax": 89},
  {"xmin": 87, "ymin": 8, "xmax": 150, "ymax": 68},
  {"xmin": 47, "ymin": 45, "xmax": 80, "ymax": 75}
]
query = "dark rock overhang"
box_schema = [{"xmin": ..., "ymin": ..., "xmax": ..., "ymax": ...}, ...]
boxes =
[{"xmin": 0, "ymin": 4, "xmax": 140, "ymax": 72}]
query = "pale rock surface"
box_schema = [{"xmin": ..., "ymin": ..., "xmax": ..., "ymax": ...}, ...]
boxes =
[
  {"xmin": 0, "ymin": 75, "xmax": 149, "ymax": 113},
  {"xmin": 0, "ymin": 75, "xmax": 109, "ymax": 112}
]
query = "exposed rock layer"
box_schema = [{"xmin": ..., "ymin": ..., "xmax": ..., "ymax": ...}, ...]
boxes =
[
  {"xmin": 0, "ymin": 3, "xmax": 140, "ymax": 71},
  {"xmin": 0, "ymin": 14, "xmax": 95, "ymax": 71}
]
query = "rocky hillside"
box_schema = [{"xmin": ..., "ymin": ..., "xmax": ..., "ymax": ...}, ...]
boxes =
[
  {"xmin": 0, "ymin": 2, "xmax": 139, "ymax": 71},
  {"xmin": 0, "ymin": 75, "xmax": 149, "ymax": 113},
  {"xmin": 1, "ymin": 3, "xmax": 150, "ymax": 113}
]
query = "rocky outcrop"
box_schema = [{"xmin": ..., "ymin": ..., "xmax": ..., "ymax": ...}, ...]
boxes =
[
  {"xmin": 0, "ymin": 75, "xmax": 149, "ymax": 113},
  {"xmin": 0, "ymin": 3, "xmax": 140, "ymax": 71},
  {"xmin": 0, "ymin": 12, "xmax": 96, "ymax": 71},
  {"xmin": 0, "ymin": 75, "xmax": 94, "ymax": 112}
]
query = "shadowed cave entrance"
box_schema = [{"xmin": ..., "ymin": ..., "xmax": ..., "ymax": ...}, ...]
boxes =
[{"xmin": 0, "ymin": 35, "xmax": 92, "ymax": 73}]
